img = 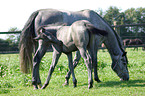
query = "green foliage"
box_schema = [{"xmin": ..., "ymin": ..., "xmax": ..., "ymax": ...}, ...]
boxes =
[
  {"xmin": 0, "ymin": 27, "xmax": 20, "ymax": 52},
  {"xmin": 104, "ymin": 6, "xmax": 120, "ymax": 25},
  {"xmin": 101, "ymin": 6, "xmax": 145, "ymax": 42},
  {"xmin": 102, "ymin": 6, "xmax": 145, "ymax": 25},
  {"xmin": 0, "ymin": 39, "xmax": 9, "ymax": 51},
  {"xmin": 0, "ymin": 49, "xmax": 145, "ymax": 95}
]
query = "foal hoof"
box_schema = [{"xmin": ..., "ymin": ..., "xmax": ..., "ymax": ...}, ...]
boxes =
[
  {"xmin": 63, "ymin": 81, "xmax": 69, "ymax": 86},
  {"xmin": 41, "ymin": 86, "xmax": 45, "ymax": 89},
  {"xmin": 33, "ymin": 85, "xmax": 38, "ymax": 90},
  {"xmin": 38, "ymin": 84, "xmax": 42, "ymax": 89},
  {"xmin": 41, "ymin": 84, "xmax": 48, "ymax": 89},
  {"xmin": 88, "ymin": 84, "xmax": 93, "ymax": 89}
]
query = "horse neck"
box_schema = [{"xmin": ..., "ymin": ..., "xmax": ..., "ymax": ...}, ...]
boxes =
[{"xmin": 104, "ymin": 31, "xmax": 123, "ymax": 62}]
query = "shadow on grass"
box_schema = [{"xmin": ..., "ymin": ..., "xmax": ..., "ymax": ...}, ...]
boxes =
[
  {"xmin": 0, "ymin": 89, "xmax": 10, "ymax": 94},
  {"xmin": 94, "ymin": 79, "xmax": 145, "ymax": 88}
]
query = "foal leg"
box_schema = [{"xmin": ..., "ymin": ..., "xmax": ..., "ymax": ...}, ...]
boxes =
[
  {"xmin": 67, "ymin": 53, "xmax": 77, "ymax": 87},
  {"xmin": 32, "ymin": 40, "xmax": 49, "ymax": 89},
  {"xmin": 64, "ymin": 51, "xmax": 81, "ymax": 85},
  {"xmin": 41, "ymin": 50, "xmax": 61, "ymax": 89},
  {"xmin": 79, "ymin": 48, "xmax": 93, "ymax": 89}
]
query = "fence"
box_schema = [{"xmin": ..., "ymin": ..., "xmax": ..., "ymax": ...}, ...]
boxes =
[
  {"xmin": 0, "ymin": 24, "xmax": 145, "ymax": 54},
  {"xmin": 0, "ymin": 31, "xmax": 20, "ymax": 54}
]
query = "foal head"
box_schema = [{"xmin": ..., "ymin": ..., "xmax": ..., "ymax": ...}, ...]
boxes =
[
  {"xmin": 112, "ymin": 52, "xmax": 129, "ymax": 81},
  {"xmin": 34, "ymin": 27, "xmax": 63, "ymax": 46}
]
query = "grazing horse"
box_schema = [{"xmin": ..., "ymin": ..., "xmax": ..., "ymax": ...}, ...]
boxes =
[
  {"xmin": 19, "ymin": 9, "xmax": 129, "ymax": 89},
  {"xmin": 123, "ymin": 38, "xmax": 143, "ymax": 50},
  {"xmin": 34, "ymin": 20, "xmax": 108, "ymax": 89}
]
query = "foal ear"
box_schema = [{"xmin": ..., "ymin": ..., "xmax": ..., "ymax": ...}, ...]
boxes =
[
  {"xmin": 34, "ymin": 36, "xmax": 40, "ymax": 40},
  {"xmin": 122, "ymin": 52, "xmax": 127, "ymax": 56},
  {"xmin": 40, "ymin": 27, "xmax": 46, "ymax": 33}
]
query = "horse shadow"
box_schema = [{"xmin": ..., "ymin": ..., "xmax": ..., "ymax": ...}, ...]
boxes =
[{"xmin": 94, "ymin": 79, "xmax": 145, "ymax": 88}]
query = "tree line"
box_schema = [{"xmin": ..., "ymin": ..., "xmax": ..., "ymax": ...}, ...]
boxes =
[
  {"xmin": 98, "ymin": 6, "xmax": 145, "ymax": 40},
  {"xmin": 0, "ymin": 27, "xmax": 20, "ymax": 52},
  {"xmin": 0, "ymin": 6, "xmax": 145, "ymax": 52}
]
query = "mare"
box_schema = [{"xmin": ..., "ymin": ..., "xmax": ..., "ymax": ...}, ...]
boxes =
[
  {"xmin": 34, "ymin": 20, "xmax": 108, "ymax": 89},
  {"xmin": 19, "ymin": 9, "xmax": 129, "ymax": 89}
]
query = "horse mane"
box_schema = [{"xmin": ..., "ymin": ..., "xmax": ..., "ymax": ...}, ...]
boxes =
[
  {"xmin": 94, "ymin": 12, "xmax": 125, "ymax": 53},
  {"xmin": 94, "ymin": 12, "xmax": 128, "ymax": 63}
]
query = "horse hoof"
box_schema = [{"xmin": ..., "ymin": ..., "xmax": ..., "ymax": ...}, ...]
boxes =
[
  {"xmin": 97, "ymin": 80, "xmax": 101, "ymax": 83},
  {"xmin": 73, "ymin": 84, "xmax": 77, "ymax": 88},
  {"xmin": 38, "ymin": 84, "xmax": 42, "ymax": 89},
  {"xmin": 33, "ymin": 85, "xmax": 38, "ymax": 90},
  {"xmin": 88, "ymin": 85, "xmax": 93, "ymax": 89},
  {"xmin": 94, "ymin": 78, "xmax": 101, "ymax": 83}
]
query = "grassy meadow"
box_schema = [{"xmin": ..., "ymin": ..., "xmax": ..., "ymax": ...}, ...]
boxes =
[{"xmin": 0, "ymin": 48, "xmax": 145, "ymax": 96}]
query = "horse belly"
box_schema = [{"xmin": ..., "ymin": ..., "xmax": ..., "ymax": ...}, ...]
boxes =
[{"xmin": 62, "ymin": 43, "xmax": 77, "ymax": 53}]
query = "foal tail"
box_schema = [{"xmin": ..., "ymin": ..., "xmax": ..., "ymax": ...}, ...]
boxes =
[
  {"xmin": 85, "ymin": 23, "xmax": 108, "ymax": 36},
  {"xmin": 19, "ymin": 11, "xmax": 39, "ymax": 74}
]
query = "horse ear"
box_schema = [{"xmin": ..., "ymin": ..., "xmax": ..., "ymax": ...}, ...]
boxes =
[
  {"xmin": 122, "ymin": 52, "xmax": 127, "ymax": 56},
  {"xmin": 62, "ymin": 23, "xmax": 67, "ymax": 26}
]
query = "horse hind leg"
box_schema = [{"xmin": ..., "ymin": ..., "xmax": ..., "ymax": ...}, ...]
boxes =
[
  {"xmin": 79, "ymin": 48, "xmax": 93, "ymax": 89},
  {"xmin": 64, "ymin": 51, "xmax": 81, "ymax": 86},
  {"xmin": 88, "ymin": 47, "xmax": 101, "ymax": 83}
]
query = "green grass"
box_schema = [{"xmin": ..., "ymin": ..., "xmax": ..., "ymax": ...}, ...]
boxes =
[{"xmin": 0, "ymin": 48, "xmax": 145, "ymax": 96}]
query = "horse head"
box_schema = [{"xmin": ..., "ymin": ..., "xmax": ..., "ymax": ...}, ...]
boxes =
[{"xmin": 112, "ymin": 52, "xmax": 129, "ymax": 81}]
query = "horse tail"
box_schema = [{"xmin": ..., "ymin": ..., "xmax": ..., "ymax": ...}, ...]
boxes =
[
  {"xmin": 85, "ymin": 23, "xmax": 108, "ymax": 36},
  {"xmin": 19, "ymin": 11, "xmax": 39, "ymax": 74}
]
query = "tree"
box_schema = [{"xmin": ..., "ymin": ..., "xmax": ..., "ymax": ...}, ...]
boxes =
[
  {"xmin": 103, "ymin": 6, "xmax": 121, "ymax": 25},
  {"xmin": 124, "ymin": 8, "xmax": 145, "ymax": 37},
  {"xmin": 5, "ymin": 27, "xmax": 20, "ymax": 51},
  {"xmin": 7, "ymin": 27, "xmax": 20, "ymax": 43}
]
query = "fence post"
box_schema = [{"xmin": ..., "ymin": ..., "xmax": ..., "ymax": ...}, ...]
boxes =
[{"xmin": 113, "ymin": 21, "xmax": 120, "ymax": 35}]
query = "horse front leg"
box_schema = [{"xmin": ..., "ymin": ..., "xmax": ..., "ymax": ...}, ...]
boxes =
[
  {"xmin": 64, "ymin": 51, "xmax": 81, "ymax": 86},
  {"xmin": 89, "ymin": 46, "xmax": 101, "ymax": 82},
  {"xmin": 32, "ymin": 40, "xmax": 49, "ymax": 89},
  {"xmin": 66, "ymin": 52, "xmax": 77, "ymax": 87},
  {"xmin": 41, "ymin": 50, "xmax": 61, "ymax": 89},
  {"xmin": 92, "ymin": 51, "xmax": 101, "ymax": 82},
  {"xmin": 88, "ymin": 37, "xmax": 101, "ymax": 83}
]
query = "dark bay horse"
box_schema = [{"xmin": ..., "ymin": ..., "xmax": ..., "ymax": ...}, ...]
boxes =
[
  {"xmin": 123, "ymin": 38, "xmax": 144, "ymax": 50},
  {"xmin": 19, "ymin": 9, "xmax": 129, "ymax": 89},
  {"xmin": 35, "ymin": 20, "xmax": 108, "ymax": 89}
]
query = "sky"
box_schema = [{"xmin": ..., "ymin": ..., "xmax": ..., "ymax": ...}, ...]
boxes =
[{"xmin": 0, "ymin": 0, "xmax": 145, "ymax": 32}]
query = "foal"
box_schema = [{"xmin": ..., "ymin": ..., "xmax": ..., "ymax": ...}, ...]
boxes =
[{"xmin": 35, "ymin": 20, "xmax": 107, "ymax": 89}]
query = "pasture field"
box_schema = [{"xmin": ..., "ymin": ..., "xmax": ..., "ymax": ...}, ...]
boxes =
[{"xmin": 0, "ymin": 48, "xmax": 145, "ymax": 96}]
